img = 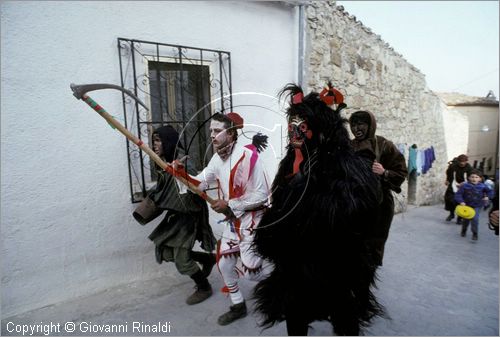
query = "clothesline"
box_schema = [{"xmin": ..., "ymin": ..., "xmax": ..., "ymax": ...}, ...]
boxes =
[{"xmin": 406, "ymin": 145, "xmax": 436, "ymax": 175}]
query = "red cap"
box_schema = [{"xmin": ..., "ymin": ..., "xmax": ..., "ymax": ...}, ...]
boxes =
[{"xmin": 226, "ymin": 112, "xmax": 244, "ymax": 129}]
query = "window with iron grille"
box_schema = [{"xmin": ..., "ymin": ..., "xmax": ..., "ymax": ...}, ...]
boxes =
[{"xmin": 118, "ymin": 38, "xmax": 232, "ymax": 203}]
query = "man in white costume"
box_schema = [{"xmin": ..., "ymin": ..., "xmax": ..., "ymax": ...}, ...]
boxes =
[{"xmin": 175, "ymin": 112, "xmax": 270, "ymax": 325}]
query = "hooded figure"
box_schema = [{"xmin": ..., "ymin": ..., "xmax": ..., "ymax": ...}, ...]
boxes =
[
  {"xmin": 253, "ymin": 84, "xmax": 384, "ymax": 336},
  {"xmin": 349, "ymin": 110, "xmax": 408, "ymax": 266},
  {"xmin": 133, "ymin": 125, "xmax": 216, "ymax": 305},
  {"xmin": 444, "ymin": 154, "xmax": 472, "ymax": 223}
]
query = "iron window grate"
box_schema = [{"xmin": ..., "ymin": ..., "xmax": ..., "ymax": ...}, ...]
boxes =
[{"xmin": 117, "ymin": 38, "xmax": 233, "ymax": 203}]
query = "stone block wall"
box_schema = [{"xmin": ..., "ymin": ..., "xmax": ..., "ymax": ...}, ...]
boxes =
[{"xmin": 304, "ymin": 1, "xmax": 451, "ymax": 210}]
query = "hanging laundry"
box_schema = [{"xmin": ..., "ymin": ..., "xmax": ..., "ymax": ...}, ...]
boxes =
[
  {"xmin": 397, "ymin": 143, "xmax": 406, "ymax": 156},
  {"xmin": 422, "ymin": 147, "xmax": 435, "ymax": 174},
  {"xmin": 416, "ymin": 149, "xmax": 424, "ymax": 175},
  {"xmin": 408, "ymin": 145, "xmax": 418, "ymax": 175}
]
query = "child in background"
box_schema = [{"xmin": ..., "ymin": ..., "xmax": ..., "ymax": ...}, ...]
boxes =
[{"xmin": 455, "ymin": 169, "xmax": 494, "ymax": 240}]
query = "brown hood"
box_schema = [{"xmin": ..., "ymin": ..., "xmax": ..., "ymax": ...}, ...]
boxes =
[
  {"xmin": 351, "ymin": 110, "xmax": 377, "ymax": 139},
  {"xmin": 349, "ymin": 110, "xmax": 378, "ymax": 154},
  {"xmin": 365, "ymin": 110, "xmax": 377, "ymax": 139}
]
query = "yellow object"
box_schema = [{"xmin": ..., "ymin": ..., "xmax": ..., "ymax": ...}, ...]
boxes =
[{"xmin": 455, "ymin": 205, "xmax": 476, "ymax": 220}]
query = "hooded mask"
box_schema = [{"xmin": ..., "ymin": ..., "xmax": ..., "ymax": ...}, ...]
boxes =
[
  {"xmin": 349, "ymin": 110, "xmax": 378, "ymax": 157},
  {"xmin": 153, "ymin": 125, "xmax": 182, "ymax": 163}
]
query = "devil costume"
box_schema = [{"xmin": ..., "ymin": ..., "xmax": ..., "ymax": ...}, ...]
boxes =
[{"xmin": 253, "ymin": 84, "xmax": 384, "ymax": 336}]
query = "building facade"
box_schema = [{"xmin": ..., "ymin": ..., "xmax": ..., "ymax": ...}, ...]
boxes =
[
  {"xmin": 2, "ymin": 0, "xmax": 492, "ymax": 318},
  {"xmin": 1, "ymin": 1, "xmax": 299, "ymax": 318},
  {"xmin": 438, "ymin": 92, "xmax": 499, "ymax": 177}
]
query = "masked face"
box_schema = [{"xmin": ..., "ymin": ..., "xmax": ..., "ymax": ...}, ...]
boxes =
[
  {"xmin": 152, "ymin": 134, "xmax": 163, "ymax": 157},
  {"xmin": 288, "ymin": 116, "xmax": 312, "ymax": 148},
  {"xmin": 350, "ymin": 121, "xmax": 369, "ymax": 141}
]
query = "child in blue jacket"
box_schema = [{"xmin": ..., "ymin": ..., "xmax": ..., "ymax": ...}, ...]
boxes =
[{"xmin": 455, "ymin": 169, "xmax": 494, "ymax": 240}]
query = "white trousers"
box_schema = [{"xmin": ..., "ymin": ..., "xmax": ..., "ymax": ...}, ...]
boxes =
[{"xmin": 217, "ymin": 212, "xmax": 268, "ymax": 304}]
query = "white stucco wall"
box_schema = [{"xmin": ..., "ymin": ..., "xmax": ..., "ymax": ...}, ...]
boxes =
[
  {"xmin": 442, "ymin": 106, "xmax": 470, "ymax": 163},
  {"xmin": 447, "ymin": 105, "xmax": 498, "ymax": 176},
  {"xmin": 0, "ymin": 1, "xmax": 297, "ymax": 317}
]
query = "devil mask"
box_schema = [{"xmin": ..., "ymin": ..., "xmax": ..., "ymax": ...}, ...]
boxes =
[{"xmin": 288, "ymin": 116, "xmax": 312, "ymax": 148}]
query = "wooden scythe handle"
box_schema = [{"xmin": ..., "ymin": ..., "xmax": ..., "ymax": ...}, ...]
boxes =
[{"xmin": 78, "ymin": 93, "xmax": 215, "ymax": 205}]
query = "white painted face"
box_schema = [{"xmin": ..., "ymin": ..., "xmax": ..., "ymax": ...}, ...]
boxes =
[{"xmin": 210, "ymin": 120, "xmax": 232, "ymax": 150}]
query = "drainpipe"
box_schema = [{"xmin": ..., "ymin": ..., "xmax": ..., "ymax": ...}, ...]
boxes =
[
  {"xmin": 495, "ymin": 126, "xmax": 499, "ymax": 179},
  {"xmin": 298, "ymin": 3, "xmax": 306, "ymax": 87}
]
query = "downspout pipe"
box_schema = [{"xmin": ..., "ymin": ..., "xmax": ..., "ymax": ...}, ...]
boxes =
[{"xmin": 298, "ymin": 3, "xmax": 306, "ymax": 87}]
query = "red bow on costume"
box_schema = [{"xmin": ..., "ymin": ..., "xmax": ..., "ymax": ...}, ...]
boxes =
[{"xmin": 319, "ymin": 84, "xmax": 344, "ymax": 106}]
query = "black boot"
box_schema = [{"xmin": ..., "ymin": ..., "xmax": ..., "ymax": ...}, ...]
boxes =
[
  {"xmin": 286, "ymin": 317, "xmax": 309, "ymax": 336},
  {"xmin": 191, "ymin": 251, "xmax": 216, "ymax": 277},
  {"xmin": 187, "ymin": 270, "xmax": 212, "ymax": 305},
  {"xmin": 217, "ymin": 301, "xmax": 247, "ymax": 325},
  {"xmin": 446, "ymin": 212, "xmax": 454, "ymax": 221}
]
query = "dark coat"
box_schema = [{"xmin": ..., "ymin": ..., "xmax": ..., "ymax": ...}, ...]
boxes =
[
  {"xmin": 144, "ymin": 126, "xmax": 215, "ymax": 263},
  {"xmin": 350, "ymin": 111, "xmax": 407, "ymax": 265},
  {"xmin": 147, "ymin": 171, "xmax": 215, "ymax": 263},
  {"xmin": 350, "ymin": 111, "xmax": 407, "ymax": 194},
  {"xmin": 444, "ymin": 160, "xmax": 472, "ymax": 211},
  {"xmin": 446, "ymin": 160, "xmax": 472, "ymax": 184}
]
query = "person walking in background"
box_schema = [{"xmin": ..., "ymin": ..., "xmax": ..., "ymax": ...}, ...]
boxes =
[
  {"xmin": 444, "ymin": 154, "xmax": 472, "ymax": 224},
  {"xmin": 455, "ymin": 169, "xmax": 494, "ymax": 240},
  {"xmin": 349, "ymin": 110, "xmax": 408, "ymax": 266},
  {"xmin": 132, "ymin": 125, "xmax": 216, "ymax": 305}
]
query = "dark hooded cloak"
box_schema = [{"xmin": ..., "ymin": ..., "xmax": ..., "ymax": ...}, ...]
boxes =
[
  {"xmin": 444, "ymin": 158, "xmax": 472, "ymax": 211},
  {"xmin": 147, "ymin": 126, "xmax": 216, "ymax": 263},
  {"xmin": 349, "ymin": 111, "xmax": 408, "ymax": 265}
]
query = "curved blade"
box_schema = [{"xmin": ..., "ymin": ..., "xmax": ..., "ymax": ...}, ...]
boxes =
[{"xmin": 70, "ymin": 83, "xmax": 148, "ymax": 110}]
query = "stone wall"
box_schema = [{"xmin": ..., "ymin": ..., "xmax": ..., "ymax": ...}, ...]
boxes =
[{"xmin": 304, "ymin": 1, "xmax": 452, "ymax": 210}]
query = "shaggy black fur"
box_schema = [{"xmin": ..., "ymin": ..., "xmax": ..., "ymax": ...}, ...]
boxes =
[{"xmin": 253, "ymin": 84, "xmax": 384, "ymax": 336}]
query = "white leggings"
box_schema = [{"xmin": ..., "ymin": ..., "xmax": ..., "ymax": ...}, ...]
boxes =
[{"xmin": 218, "ymin": 226, "xmax": 266, "ymax": 304}]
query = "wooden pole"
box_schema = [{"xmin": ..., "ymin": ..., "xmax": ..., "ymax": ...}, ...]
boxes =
[{"xmin": 80, "ymin": 94, "xmax": 215, "ymax": 205}]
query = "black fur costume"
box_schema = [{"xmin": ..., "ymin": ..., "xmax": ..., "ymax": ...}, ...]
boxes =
[{"xmin": 253, "ymin": 84, "xmax": 384, "ymax": 335}]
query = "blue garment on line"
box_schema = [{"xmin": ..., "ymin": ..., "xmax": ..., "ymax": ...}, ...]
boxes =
[{"xmin": 422, "ymin": 146, "xmax": 436, "ymax": 174}]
